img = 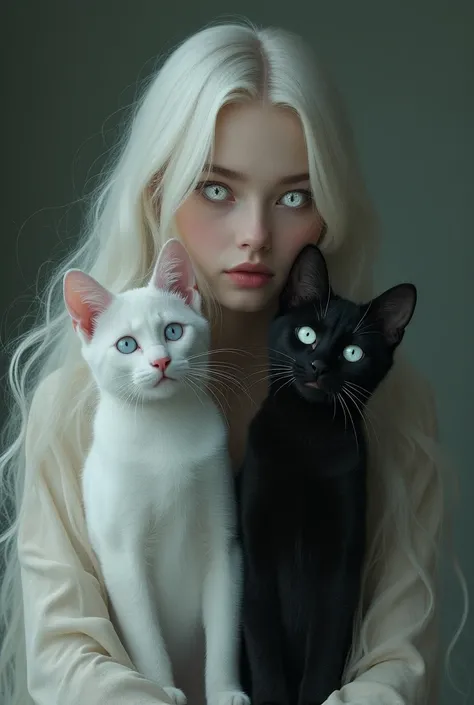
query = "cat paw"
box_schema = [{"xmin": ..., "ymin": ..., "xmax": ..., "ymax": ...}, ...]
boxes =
[
  {"xmin": 208, "ymin": 689, "xmax": 251, "ymax": 705},
  {"xmin": 163, "ymin": 686, "xmax": 187, "ymax": 705}
]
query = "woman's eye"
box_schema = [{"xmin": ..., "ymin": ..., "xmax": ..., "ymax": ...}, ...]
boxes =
[
  {"xmin": 278, "ymin": 190, "xmax": 312, "ymax": 209},
  {"xmin": 200, "ymin": 182, "xmax": 230, "ymax": 202}
]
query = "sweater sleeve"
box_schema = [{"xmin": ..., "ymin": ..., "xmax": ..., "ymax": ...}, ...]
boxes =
[{"xmin": 17, "ymin": 374, "xmax": 171, "ymax": 705}]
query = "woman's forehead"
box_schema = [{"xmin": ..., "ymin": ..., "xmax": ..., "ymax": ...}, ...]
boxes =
[{"xmin": 210, "ymin": 102, "xmax": 309, "ymax": 185}]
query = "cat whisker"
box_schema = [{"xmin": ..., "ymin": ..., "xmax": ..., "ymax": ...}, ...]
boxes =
[
  {"xmin": 190, "ymin": 363, "xmax": 247, "ymax": 385},
  {"xmin": 336, "ymin": 393, "xmax": 348, "ymax": 430},
  {"xmin": 342, "ymin": 385, "xmax": 370, "ymax": 436},
  {"xmin": 323, "ymin": 287, "xmax": 331, "ymax": 319},
  {"xmin": 268, "ymin": 357, "xmax": 296, "ymax": 369},
  {"xmin": 268, "ymin": 371, "xmax": 295, "ymax": 381},
  {"xmin": 189, "ymin": 360, "xmax": 244, "ymax": 377},
  {"xmin": 355, "ymin": 329, "xmax": 384, "ymax": 338},
  {"xmin": 189, "ymin": 360, "xmax": 258, "ymax": 403},
  {"xmin": 189, "ymin": 348, "xmax": 252, "ymax": 360},
  {"xmin": 342, "ymin": 383, "xmax": 373, "ymax": 410},
  {"xmin": 313, "ymin": 300, "xmax": 322, "ymax": 321},
  {"xmin": 180, "ymin": 371, "xmax": 207, "ymax": 399},
  {"xmin": 344, "ymin": 381, "xmax": 371, "ymax": 397},
  {"xmin": 189, "ymin": 369, "xmax": 253, "ymax": 406},
  {"xmin": 191, "ymin": 361, "xmax": 244, "ymax": 378},
  {"xmin": 135, "ymin": 393, "xmax": 146, "ymax": 434},
  {"xmin": 353, "ymin": 321, "xmax": 378, "ymax": 333},
  {"xmin": 337, "ymin": 393, "xmax": 359, "ymax": 454},
  {"xmin": 267, "ymin": 348, "xmax": 296, "ymax": 363},
  {"xmin": 246, "ymin": 365, "xmax": 293, "ymax": 379},
  {"xmin": 203, "ymin": 368, "xmax": 246, "ymax": 385},
  {"xmin": 342, "ymin": 386, "xmax": 380, "ymax": 450},
  {"xmin": 181, "ymin": 376, "xmax": 210, "ymax": 413},
  {"xmin": 269, "ymin": 370, "xmax": 294, "ymax": 379},
  {"xmin": 353, "ymin": 302, "xmax": 372, "ymax": 333},
  {"xmin": 120, "ymin": 384, "xmax": 144, "ymax": 434},
  {"xmin": 201, "ymin": 382, "xmax": 231, "ymax": 422},
  {"xmin": 187, "ymin": 358, "xmax": 243, "ymax": 373},
  {"xmin": 205, "ymin": 373, "xmax": 252, "ymax": 402},
  {"xmin": 115, "ymin": 381, "xmax": 141, "ymax": 401},
  {"xmin": 273, "ymin": 375, "xmax": 295, "ymax": 397},
  {"xmin": 249, "ymin": 357, "xmax": 293, "ymax": 366},
  {"xmin": 266, "ymin": 375, "xmax": 294, "ymax": 390},
  {"xmin": 342, "ymin": 384, "xmax": 369, "ymax": 406},
  {"xmin": 133, "ymin": 375, "xmax": 159, "ymax": 386}
]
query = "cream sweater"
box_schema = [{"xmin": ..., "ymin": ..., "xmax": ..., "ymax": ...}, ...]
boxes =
[{"xmin": 16, "ymin": 373, "xmax": 440, "ymax": 705}]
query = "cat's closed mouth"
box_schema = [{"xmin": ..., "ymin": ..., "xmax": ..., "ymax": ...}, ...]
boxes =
[{"xmin": 153, "ymin": 376, "xmax": 175, "ymax": 387}]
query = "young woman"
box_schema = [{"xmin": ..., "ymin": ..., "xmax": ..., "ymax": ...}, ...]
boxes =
[{"xmin": 0, "ymin": 20, "xmax": 456, "ymax": 705}]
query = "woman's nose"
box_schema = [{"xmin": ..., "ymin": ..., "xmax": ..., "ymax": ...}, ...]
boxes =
[{"xmin": 235, "ymin": 204, "xmax": 271, "ymax": 252}]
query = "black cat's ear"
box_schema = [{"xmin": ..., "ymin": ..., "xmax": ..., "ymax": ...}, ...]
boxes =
[
  {"xmin": 279, "ymin": 244, "xmax": 330, "ymax": 312},
  {"xmin": 367, "ymin": 283, "xmax": 417, "ymax": 346}
]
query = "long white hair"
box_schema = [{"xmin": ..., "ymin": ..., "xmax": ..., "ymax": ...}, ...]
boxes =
[{"xmin": 0, "ymin": 19, "xmax": 466, "ymax": 704}]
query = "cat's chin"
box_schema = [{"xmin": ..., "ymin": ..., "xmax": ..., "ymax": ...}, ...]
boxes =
[
  {"xmin": 295, "ymin": 380, "xmax": 332, "ymax": 403},
  {"xmin": 137, "ymin": 379, "xmax": 181, "ymax": 401}
]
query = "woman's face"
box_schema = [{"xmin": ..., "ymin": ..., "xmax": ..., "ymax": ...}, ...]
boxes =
[{"xmin": 175, "ymin": 102, "xmax": 325, "ymax": 313}]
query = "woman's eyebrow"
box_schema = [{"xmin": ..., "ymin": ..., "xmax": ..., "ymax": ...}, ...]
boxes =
[{"xmin": 202, "ymin": 163, "xmax": 310, "ymax": 185}]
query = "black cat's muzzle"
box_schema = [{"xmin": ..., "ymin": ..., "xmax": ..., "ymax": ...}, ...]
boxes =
[{"xmin": 306, "ymin": 359, "xmax": 332, "ymax": 393}]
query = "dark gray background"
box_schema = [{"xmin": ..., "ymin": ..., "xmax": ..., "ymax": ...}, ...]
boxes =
[{"xmin": 3, "ymin": 1, "xmax": 473, "ymax": 702}]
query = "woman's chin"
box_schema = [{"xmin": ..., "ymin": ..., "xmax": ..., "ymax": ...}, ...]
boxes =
[
  {"xmin": 215, "ymin": 283, "xmax": 278, "ymax": 314},
  {"xmin": 219, "ymin": 291, "xmax": 275, "ymax": 313}
]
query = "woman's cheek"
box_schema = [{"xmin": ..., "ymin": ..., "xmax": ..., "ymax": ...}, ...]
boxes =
[
  {"xmin": 281, "ymin": 217, "xmax": 324, "ymax": 259},
  {"xmin": 175, "ymin": 200, "xmax": 227, "ymax": 271}
]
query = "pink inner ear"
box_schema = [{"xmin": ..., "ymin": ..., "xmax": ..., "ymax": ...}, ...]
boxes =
[
  {"xmin": 63, "ymin": 270, "xmax": 113, "ymax": 339},
  {"xmin": 150, "ymin": 239, "xmax": 196, "ymax": 300}
]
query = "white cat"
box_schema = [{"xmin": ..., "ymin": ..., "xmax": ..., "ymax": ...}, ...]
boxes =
[{"xmin": 63, "ymin": 239, "xmax": 248, "ymax": 705}]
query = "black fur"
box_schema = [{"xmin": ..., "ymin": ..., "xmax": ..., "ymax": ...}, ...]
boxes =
[{"xmin": 238, "ymin": 244, "xmax": 416, "ymax": 705}]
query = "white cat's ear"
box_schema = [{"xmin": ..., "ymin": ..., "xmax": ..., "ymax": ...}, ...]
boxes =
[
  {"xmin": 149, "ymin": 239, "xmax": 201, "ymax": 312},
  {"xmin": 63, "ymin": 269, "xmax": 113, "ymax": 341}
]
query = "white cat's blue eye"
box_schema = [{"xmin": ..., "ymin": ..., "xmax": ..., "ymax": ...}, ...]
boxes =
[
  {"xmin": 296, "ymin": 326, "xmax": 317, "ymax": 345},
  {"xmin": 342, "ymin": 345, "xmax": 364, "ymax": 362},
  {"xmin": 116, "ymin": 336, "xmax": 138, "ymax": 354},
  {"xmin": 165, "ymin": 323, "xmax": 184, "ymax": 341}
]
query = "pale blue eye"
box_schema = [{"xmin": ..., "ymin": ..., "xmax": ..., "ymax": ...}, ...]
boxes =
[
  {"xmin": 116, "ymin": 336, "xmax": 138, "ymax": 354},
  {"xmin": 343, "ymin": 345, "xmax": 364, "ymax": 362},
  {"xmin": 202, "ymin": 183, "xmax": 229, "ymax": 202},
  {"xmin": 279, "ymin": 190, "xmax": 310, "ymax": 208},
  {"xmin": 165, "ymin": 323, "xmax": 183, "ymax": 341},
  {"xmin": 296, "ymin": 326, "xmax": 317, "ymax": 345}
]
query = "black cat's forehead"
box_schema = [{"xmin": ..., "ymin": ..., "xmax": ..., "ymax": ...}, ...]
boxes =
[{"xmin": 275, "ymin": 297, "xmax": 365, "ymax": 333}]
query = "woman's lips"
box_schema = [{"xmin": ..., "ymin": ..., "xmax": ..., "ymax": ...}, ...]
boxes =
[{"xmin": 224, "ymin": 263, "xmax": 274, "ymax": 289}]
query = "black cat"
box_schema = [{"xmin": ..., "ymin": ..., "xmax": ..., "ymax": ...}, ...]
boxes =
[{"xmin": 238, "ymin": 244, "xmax": 417, "ymax": 705}]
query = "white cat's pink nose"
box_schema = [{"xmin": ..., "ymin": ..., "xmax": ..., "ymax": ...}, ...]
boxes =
[{"xmin": 151, "ymin": 356, "xmax": 171, "ymax": 372}]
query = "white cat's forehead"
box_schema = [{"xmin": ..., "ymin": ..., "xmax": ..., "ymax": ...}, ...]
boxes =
[
  {"xmin": 100, "ymin": 288, "xmax": 201, "ymax": 331},
  {"xmin": 120, "ymin": 289, "xmax": 187, "ymax": 315}
]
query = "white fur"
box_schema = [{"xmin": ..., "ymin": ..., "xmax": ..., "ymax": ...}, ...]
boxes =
[{"xmin": 71, "ymin": 242, "xmax": 248, "ymax": 705}]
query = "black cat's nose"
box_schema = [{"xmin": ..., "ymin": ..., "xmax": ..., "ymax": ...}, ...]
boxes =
[{"xmin": 311, "ymin": 360, "xmax": 328, "ymax": 376}]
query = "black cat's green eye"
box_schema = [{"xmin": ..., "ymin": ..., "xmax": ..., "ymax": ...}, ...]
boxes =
[
  {"xmin": 342, "ymin": 345, "xmax": 364, "ymax": 362},
  {"xmin": 296, "ymin": 326, "xmax": 317, "ymax": 345}
]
